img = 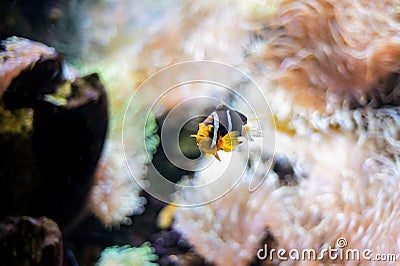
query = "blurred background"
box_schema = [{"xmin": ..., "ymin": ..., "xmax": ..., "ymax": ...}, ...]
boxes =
[
  {"xmin": 0, "ymin": 0, "xmax": 270, "ymax": 265},
  {"xmin": 5, "ymin": 0, "xmax": 399, "ymax": 265}
]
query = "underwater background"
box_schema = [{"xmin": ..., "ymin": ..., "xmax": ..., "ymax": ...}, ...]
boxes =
[{"xmin": 2, "ymin": 0, "xmax": 400, "ymax": 265}]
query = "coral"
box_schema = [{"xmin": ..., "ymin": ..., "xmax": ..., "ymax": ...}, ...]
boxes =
[
  {"xmin": 253, "ymin": 0, "xmax": 400, "ymax": 110},
  {"xmin": 96, "ymin": 242, "xmax": 158, "ymax": 266},
  {"xmin": 137, "ymin": 0, "xmax": 251, "ymax": 68},
  {"xmin": 10, "ymin": 0, "xmax": 399, "ymax": 264},
  {"xmin": 89, "ymin": 110, "xmax": 159, "ymax": 227},
  {"xmin": 0, "ymin": 36, "xmax": 59, "ymax": 92},
  {"xmin": 84, "ymin": 0, "xmax": 251, "ymax": 228},
  {"xmin": 89, "ymin": 138, "xmax": 149, "ymax": 227},
  {"xmin": 173, "ymin": 151, "xmax": 277, "ymax": 266},
  {"xmin": 171, "ymin": 0, "xmax": 400, "ymax": 265},
  {"xmin": 0, "ymin": 36, "xmax": 59, "ymax": 135}
]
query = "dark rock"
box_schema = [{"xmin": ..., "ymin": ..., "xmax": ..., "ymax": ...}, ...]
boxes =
[
  {"xmin": 0, "ymin": 216, "xmax": 63, "ymax": 266},
  {"xmin": 3, "ymin": 55, "xmax": 64, "ymax": 109},
  {"xmin": 0, "ymin": 132, "xmax": 41, "ymax": 221},
  {"xmin": 0, "ymin": 37, "xmax": 108, "ymax": 228},
  {"xmin": 31, "ymin": 73, "xmax": 108, "ymax": 227}
]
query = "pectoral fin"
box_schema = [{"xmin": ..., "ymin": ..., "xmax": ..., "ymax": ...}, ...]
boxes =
[
  {"xmin": 241, "ymin": 125, "xmax": 254, "ymax": 142},
  {"xmin": 218, "ymin": 132, "xmax": 239, "ymax": 152},
  {"xmin": 213, "ymin": 152, "xmax": 221, "ymax": 161}
]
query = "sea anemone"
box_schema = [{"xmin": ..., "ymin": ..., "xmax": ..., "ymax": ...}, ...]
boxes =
[
  {"xmin": 253, "ymin": 0, "xmax": 400, "ymax": 111},
  {"xmin": 171, "ymin": 0, "xmax": 400, "ymax": 265},
  {"xmin": 89, "ymin": 139, "xmax": 147, "ymax": 227},
  {"xmin": 96, "ymin": 242, "xmax": 158, "ymax": 266},
  {"xmin": 173, "ymin": 151, "xmax": 278, "ymax": 265}
]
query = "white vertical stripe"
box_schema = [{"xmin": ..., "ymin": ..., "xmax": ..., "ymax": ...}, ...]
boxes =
[
  {"xmin": 227, "ymin": 110, "xmax": 232, "ymax": 132},
  {"xmin": 211, "ymin": 112, "xmax": 219, "ymax": 148}
]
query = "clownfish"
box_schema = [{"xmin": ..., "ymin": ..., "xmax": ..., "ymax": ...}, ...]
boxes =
[{"xmin": 191, "ymin": 104, "xmax": 249, "ymax": 161}]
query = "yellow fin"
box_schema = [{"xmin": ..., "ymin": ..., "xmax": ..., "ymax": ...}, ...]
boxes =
[
  {"xmin": 219, "ymin": 132, "xmax": 239, "ymax": 152},
  {"xmin": 205, "ymin": 153, "xmax": 212, "ymax": 158},
  {"xmin": 157, "ymin": 204, "xmax": 178, "ymax": 229}
]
